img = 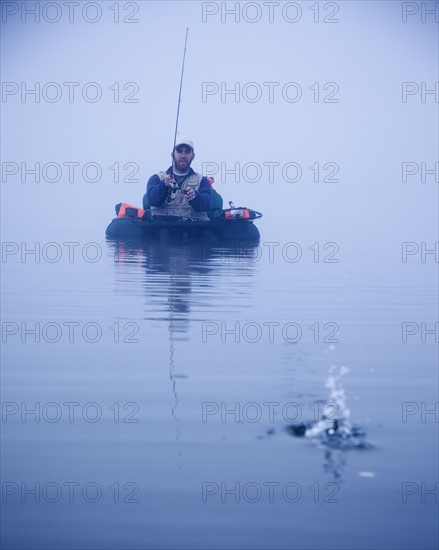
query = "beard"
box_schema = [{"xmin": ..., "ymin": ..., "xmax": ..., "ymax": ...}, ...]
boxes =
[{"xmin": 174, "ymin": 159, "xmax": 191, "ymax": 173}]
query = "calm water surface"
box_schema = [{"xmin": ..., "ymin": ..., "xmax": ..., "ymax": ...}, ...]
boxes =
[{"xmin": 1, "ymin": 224, "xmax": 438, "ymax": 550}]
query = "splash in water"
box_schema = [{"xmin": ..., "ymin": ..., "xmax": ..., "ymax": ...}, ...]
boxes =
[{"xmin": 288, "ymin": 365, "xmax": 367, "ymax": 449}]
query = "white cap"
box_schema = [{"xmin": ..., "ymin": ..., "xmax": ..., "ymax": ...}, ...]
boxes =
[{"xmin": 174, "ymin": 136, "xmax": 194, "ymax": 151}]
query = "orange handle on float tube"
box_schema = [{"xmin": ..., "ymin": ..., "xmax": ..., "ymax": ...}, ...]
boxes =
[{"xmin": 116, "ymin": 203, "xmax": 145, "ymax": 219}]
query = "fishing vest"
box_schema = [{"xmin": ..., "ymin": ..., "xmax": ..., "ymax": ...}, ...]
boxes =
[{"xmin": 151, "ymin": 170, "xmax": 209, "ymax": 221}]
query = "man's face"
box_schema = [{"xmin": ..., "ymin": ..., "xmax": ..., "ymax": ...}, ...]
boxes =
[{"xmin": 172, "ymin": 145, "xmax": 195, "ymax": 172}]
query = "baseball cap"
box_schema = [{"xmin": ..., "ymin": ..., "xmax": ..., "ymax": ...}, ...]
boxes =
[{"xmin": 174, "ymin": 136, "xmax": 194, "ymax": 152}]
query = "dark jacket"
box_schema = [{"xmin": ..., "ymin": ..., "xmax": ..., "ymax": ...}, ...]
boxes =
[{"xmin": 147, "ymin": 167, "xmax": 212, "ymax": 212}]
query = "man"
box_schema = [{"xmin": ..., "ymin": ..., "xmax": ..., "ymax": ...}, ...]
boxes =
[{"xmin": 146, "ymin": 137, "xmax": 212, "ymax": 221}]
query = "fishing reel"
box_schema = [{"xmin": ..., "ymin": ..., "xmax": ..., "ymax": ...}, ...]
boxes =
[{"xmin": 166, "ymin": 179, "xmax": 179, "ymax": 203}]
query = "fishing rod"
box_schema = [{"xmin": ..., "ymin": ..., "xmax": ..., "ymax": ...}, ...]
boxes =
[{"xmin": 172, "ymin": 27, "xmax": 190, "ymax": 152}]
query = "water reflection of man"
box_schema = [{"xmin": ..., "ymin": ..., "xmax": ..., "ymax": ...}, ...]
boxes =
[{"xmin": 146, "ymin": 137, "xmax": 212, "ymax": 221}]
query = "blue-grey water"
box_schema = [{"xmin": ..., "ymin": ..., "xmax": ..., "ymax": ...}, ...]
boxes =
[
  {"xmin": 1, "ymin": 1, "xmax": 438, "ymax": 548},
  {"xmin": 2, "ymin": 224, "xmax": 438, "ymax": 549}
]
